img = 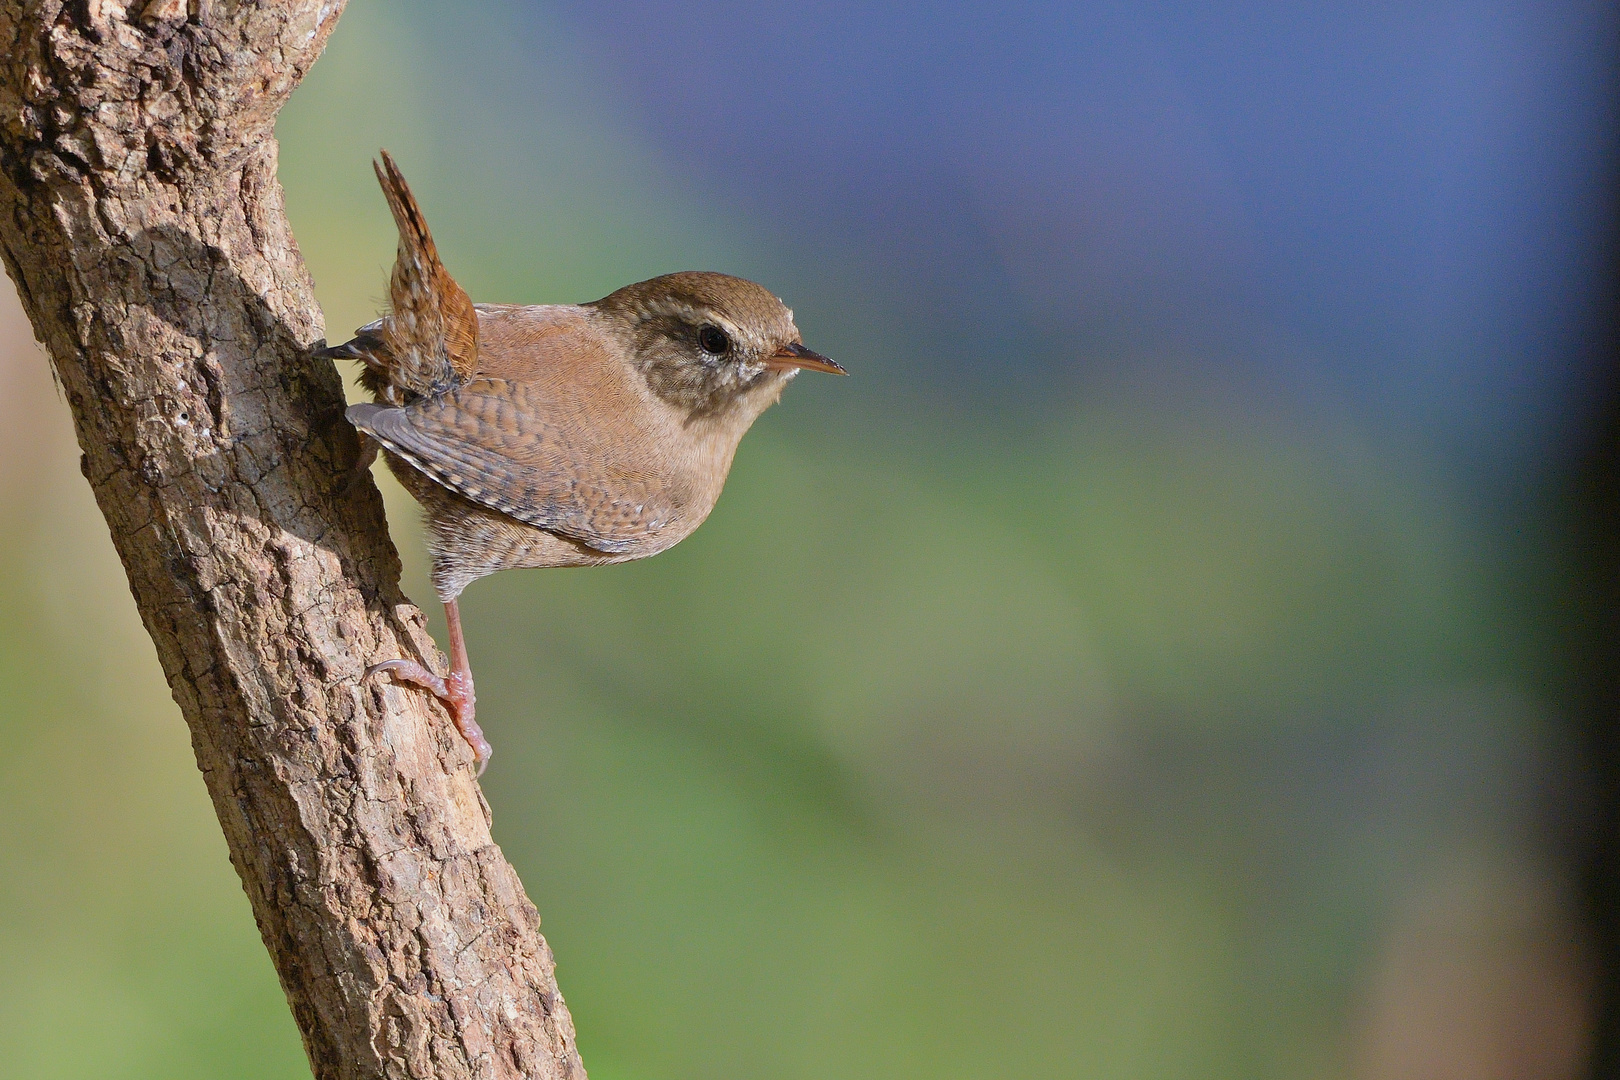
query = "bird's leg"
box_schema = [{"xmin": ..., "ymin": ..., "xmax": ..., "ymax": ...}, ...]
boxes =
[
  {"xmin": 367, "ymin": 599, "xmax": 491, "ymax": 775},
  {"xmin": 439, "ymin": 598, "xmax": 486, "ymax": 768}
]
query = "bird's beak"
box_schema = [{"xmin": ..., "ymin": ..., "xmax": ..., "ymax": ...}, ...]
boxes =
[{"xmin": 767, "ymin": 341, "xmax": 847, "ymax": 375}]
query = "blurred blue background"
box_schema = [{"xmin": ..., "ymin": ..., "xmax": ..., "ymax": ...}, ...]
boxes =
[{"xmin": 1, "ymin": 1, "xmax": 1615, "ymax": 1076}]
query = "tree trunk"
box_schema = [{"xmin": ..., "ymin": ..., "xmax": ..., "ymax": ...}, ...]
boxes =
[{"xmin": 0, "ymin": 3, "xmax": 585, "ymax": 1077}]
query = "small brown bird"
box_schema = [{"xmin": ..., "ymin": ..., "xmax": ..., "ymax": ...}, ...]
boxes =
[{"xmin": 322, "ymin": 152, "xmax": 844, "ymax": 774}]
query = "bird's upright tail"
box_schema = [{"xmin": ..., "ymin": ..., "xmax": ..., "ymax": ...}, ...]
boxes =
[{"xmin": 316, "ymin": 150, "xmax": 479, "ymax": 403}]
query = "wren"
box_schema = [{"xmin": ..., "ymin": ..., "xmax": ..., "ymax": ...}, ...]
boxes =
[{"xmin": 321, "ymin": 152, "xmax": 844, "ymax": 775}]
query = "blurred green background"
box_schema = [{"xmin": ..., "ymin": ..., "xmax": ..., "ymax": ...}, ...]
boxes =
[{"xmin": 0, "ymin": 2, "xmax": 1607, "ymax": 1078}]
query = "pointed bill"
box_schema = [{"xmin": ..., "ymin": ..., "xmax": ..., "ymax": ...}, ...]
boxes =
[{"xmin": 766, "ymin": 341, "xmax": 847, "ymax": 374}]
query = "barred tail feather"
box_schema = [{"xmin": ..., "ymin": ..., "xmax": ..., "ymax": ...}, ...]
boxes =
[{"xmin": 347, "ymin": 150, "xmax": 480, "ymax": 401}]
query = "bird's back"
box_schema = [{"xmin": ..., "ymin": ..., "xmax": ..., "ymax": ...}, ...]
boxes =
[{"xmin": 471, "ymin": 303, "xmax": 651, "ymax": 426}]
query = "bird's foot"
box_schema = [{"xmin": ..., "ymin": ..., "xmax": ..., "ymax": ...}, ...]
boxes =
[{"xmin": 366, "ymin": 659, "xmax": 491, "ymax": 776}]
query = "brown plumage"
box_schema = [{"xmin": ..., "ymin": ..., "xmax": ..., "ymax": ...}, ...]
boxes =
[{"xmin": 321, "ymin": 151, "xmax": 845, "ymax": 774}]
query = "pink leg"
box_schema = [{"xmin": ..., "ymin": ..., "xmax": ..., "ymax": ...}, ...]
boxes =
[{"xmin": 367, "ymin": 598, "xmax": 491, "ymax": 775}]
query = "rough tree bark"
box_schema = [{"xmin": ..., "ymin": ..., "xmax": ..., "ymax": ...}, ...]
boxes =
[{"xmin": 0, "ymin": 3, "xmax": 585, "ymax": 1077}]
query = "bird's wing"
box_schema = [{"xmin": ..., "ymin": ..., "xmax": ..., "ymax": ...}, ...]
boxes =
[{"xmin": 348, "ymin": 379, "xmax": 677, "ymax": 554}]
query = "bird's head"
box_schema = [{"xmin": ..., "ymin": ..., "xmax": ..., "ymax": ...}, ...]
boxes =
[{"xmin": 590, "ymin": 271, "xmax": 844, "ymax": 417}]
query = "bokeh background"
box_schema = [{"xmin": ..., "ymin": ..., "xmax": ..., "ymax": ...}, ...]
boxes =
[{"xmin": 2, "ymin": 2, "xmax": 1616, "ymax": 1077}]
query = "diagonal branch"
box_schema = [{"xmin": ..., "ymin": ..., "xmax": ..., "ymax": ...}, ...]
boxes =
[{"xmin": 0, "ymin": 3, "xmax": 585, "ymax": 1077}]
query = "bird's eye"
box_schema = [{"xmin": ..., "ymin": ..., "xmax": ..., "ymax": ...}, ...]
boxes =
[{"xmin": 698, "ymin": 324, "xmax": 730, "ymax": 355}]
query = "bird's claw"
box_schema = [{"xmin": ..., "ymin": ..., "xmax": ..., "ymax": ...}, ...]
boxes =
[{"xmin": 366, "ymin": 658, "xmax": 491, "ymax": 775}]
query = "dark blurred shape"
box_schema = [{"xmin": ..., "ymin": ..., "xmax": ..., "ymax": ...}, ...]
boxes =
[{"xmin": 1577, "ymin": 150, "xmax": 1620, "ymax": 1080}]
